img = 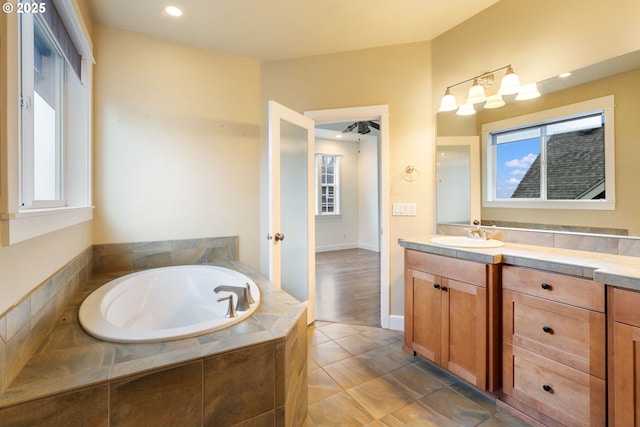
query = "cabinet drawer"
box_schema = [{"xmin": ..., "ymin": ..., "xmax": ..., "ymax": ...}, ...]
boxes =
[
  {"xmin": 503, "ymin": 343, "xmax": 606, "ymax": 427},
  {"xmin": 502, "ymin": 265, "xmax": 604, "ymax": 312},
  {"xmin": 405, "ymin": 250, "xmax": 486, "ymax": 287},
  {"xmin": 610, "ymin": 287, "xmax": 640, "ymax": 327},
  {"xmin": 503, "ymin": 291, "xmax": 606, "ymax": 379}
]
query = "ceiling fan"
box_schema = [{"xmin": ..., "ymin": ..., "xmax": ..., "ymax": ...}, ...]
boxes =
[{"xmin": 342, "ymin": 121, "xmax": 380, "ymax": 135}]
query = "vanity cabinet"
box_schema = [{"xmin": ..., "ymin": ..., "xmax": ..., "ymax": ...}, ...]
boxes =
[
  {"xmin": 501, "ymin": 265, "xmax": 606, "ymax": 427},
  {"xmin": 403, "ymin": 250, "xmax": 500, "ymax": 391},
  {"xmin": 608, "ymin": 287, "xmax": 640, "ymax": 426}
]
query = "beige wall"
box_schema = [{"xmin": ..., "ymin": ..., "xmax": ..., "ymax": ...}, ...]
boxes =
[
  {"xmin": 92, "ymin": 25, "xmax": 262, "ymax": 269},
  {"xmin": 260, "ymin": 41, "xmax": 435, "ymax": 316}
]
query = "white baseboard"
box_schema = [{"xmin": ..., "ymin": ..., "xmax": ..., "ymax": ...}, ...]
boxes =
[
  {"xmin": 315, "ymin": 243, "xmax": 358, "ymax": 253},
  {"xmin": 389, "ymin": 315, "xmax": 404, "ymax": 331},
  {"xmin": 358, "ymin": 242, "xmax": 380, "ymax": 252},
  {"xmin": 315, "ymin": 243, "xmax": 380, "ymax": 253}
]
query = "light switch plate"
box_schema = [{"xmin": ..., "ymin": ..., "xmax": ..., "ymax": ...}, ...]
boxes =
[{"xmin": 392, "ymin": 202, "xmax": 416, "ymax": 216}]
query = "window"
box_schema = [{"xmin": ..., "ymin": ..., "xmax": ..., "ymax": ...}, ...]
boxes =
[
  {"xmin": 0, "ymin": 1, "xmax": 93, "ymax": 245},
  {"xmin": 315, "ymin": 154, "xmax": 340, "ymax": 215},
  {"xmin": 22, "ymin": 16, "xmax": 66, "ymax": 207},
  {"xmin": 483, "ymin": 96, "xmax": 615, "ymax": 210}
]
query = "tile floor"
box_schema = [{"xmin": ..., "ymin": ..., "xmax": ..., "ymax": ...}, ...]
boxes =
[{"xmin": 305, "ymin": 322, "xmax": 532, "ymax": 427}]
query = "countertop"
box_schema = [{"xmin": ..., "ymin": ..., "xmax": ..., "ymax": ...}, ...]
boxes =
[{"xmin": 399, "ymin": 235, "xmax": 640, "ymax": 291}]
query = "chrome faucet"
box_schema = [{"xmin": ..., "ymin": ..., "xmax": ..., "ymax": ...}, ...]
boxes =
[{"xmin": 214, "ymin": 285, "xmax": 251, "ymax": 311}]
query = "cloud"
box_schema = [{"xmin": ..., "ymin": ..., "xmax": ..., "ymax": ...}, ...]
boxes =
[
  {"xmin": 505, "ymin": 153, "xmax": 537, "ymax": 169},
  {"xmin": 510, "ymin": 169, "xmax": 527, "ymax": 176}
]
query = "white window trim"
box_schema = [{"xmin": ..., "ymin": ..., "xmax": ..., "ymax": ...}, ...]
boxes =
[
  {"xmin": 481, "ymin": 95, "xmax": 615, "ymax": 210},
  {"xmin": 1, "ymin": 1, "xmax": 93, "ymax": 245},
  {"xmin": 315, "ymin": 153, "xmax": 341, "ymax": 216}
]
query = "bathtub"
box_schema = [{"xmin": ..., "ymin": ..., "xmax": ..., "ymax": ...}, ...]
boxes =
[{"xmin": 79, "ymin": 265, "xmax": 260, "ymax": 343}]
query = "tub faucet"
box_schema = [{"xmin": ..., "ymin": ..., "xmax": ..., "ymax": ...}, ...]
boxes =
[
  {"xmin": 217, "ymin": 295, "xmax": 237, "ymax": 318},
  {"xmin": 214, "ymin": 285, "xmax": 251, "ymax": 311}
]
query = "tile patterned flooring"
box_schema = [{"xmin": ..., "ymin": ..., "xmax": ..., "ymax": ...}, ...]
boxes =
[{"xmin": 305, "ymin": 322, "xmax": 532, "ymax": 427}]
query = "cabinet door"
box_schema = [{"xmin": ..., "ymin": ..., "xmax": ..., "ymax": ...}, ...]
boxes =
[
  {"xmin": 410, "ymin": 269, "xmax": 442, "ymax": 364},
  {"xmin": 443, "ymin": 278, "xmax": 487, "ymax": 389},
  {"xmin": 613, "ymin": 321, "xmax": 640, "ymax": 426}
]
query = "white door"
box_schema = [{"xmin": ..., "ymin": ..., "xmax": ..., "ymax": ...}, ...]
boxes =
[{"xmin": 268, "ymin": 101, "xmax": 316, "ymax": 324}]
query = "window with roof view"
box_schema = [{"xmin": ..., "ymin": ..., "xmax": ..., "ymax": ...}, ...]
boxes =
[{"xmin": 482, "ymin": 96, "xmax": 615, "ymax": 210}]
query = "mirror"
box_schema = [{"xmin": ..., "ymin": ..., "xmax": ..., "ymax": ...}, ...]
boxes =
[{"xmin": 436, "ymin": 50, "xmax": 640, "ymax": 236}]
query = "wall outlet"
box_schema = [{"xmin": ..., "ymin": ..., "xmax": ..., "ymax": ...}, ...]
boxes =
[{"xmin": 392, "ymin": 203, "xmax": 416, "ymax": 216}]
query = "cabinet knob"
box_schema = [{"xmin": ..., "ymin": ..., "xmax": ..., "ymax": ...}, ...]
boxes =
[
  {"xmin": 541, "ymin": 282, "xmax": 551, "ymax": 290},
  {"xmin": 542, "ymin": 326, "xmax": 553, "ymax": 334},
  {"xmin": 441, "ymin": 286, "xmax": 448, "ymax": 292},
  {"xmin": 433, "ymin": 284, "xmax": 440, "ymax": 289},
  {"xmin": 542, "ymin": 384, "xmax": 553, "ymax": 393}
]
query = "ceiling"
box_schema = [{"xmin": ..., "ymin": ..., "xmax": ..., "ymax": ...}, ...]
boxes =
[{"xmin": 87, "ymin": 0, "xmax": 499, "ymax": 62}]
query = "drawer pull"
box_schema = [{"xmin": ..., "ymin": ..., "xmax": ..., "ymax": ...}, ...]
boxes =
[
  {"xmin": 542, "ymin": 384, "xmax": 553, "ymax": 393},
  {"xmin": 541, "ymin": 282, "xmax": 551, "ymax": 290},
  {"xmin": 433, "ymin": 284, "xmax": 440, "ymax": 289},
  {"xmin": 441, "ymin": 286, "xmax": 448, "ymax": 292},
  {"xmin": 542, "ymin": 326, "xmax": 553, "ymax": 334}
]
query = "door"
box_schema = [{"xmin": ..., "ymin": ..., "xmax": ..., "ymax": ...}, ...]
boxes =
[
  {"xmin": 410, "ymin": 269, "xmax": 442, "ymax": 364},
  {"xmin": 268, "ymin": 100, "xmax": 316, "ymax": 324}
]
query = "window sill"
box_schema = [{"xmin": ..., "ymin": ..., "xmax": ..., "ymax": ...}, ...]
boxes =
[
  {"xmin": 482, "ymin": 200, "xmax": 615, "ymax": 210},
  {"xmin": 1, "ymin": 206, "xmax": 93, "ymax": 245}
]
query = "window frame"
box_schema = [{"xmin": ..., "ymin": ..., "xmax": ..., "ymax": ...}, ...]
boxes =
[
  {"xmin": 0, "ymin": 0, "xmax": 93, "ymax": 246},
  {"xmin": 21, "ymin": 13, "xmax": 66, "ymax": 209},
  {"xmin": 315, "ymin": 153, "xmax": 341, "ymax": 216},
  {"xmin": 482, "ymin": 95, "xmax": 615, "ymax": 210}
]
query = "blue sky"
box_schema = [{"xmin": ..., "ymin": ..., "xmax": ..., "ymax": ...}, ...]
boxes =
[{"xmin": 496, "ymin": 137, "xmax": 540, "ymax": 198}]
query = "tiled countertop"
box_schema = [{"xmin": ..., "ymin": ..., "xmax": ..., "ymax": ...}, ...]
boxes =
[
  {"xmin": 0, "ymin": 261, "xmax": 306, "ymax": 410},
  {"xmin": 399, "ymin": 235, "xmax": 640, "ymax": 290}
]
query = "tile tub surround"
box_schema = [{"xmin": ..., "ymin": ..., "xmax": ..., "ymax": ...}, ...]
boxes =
[
  {"xmin": 0, "ymin": 261, "xmax": 308, "ymax": 427},
  {"xmin": 0, "ymin": 247, "xmax": 91, "ymax": 393},
  {"xmin": 91, "ymin": 235, "xmax": 240, "ymax": 274},
  {"xmin": 0, "ymin": 235, "xmax": 238, "ymax": 395}
]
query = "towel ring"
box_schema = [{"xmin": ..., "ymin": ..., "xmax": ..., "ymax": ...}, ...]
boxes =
[{"xmin": 402, "ymin": 165, "xmax": 420, "ymax": 182}]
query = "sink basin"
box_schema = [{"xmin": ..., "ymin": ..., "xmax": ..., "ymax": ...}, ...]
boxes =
[{"xmin": 429, "ymin": 235, "xmax": 504, "ymax": 249}]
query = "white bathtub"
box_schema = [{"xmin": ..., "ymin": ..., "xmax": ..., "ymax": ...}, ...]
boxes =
[{"xmin": 79, "ymin": 265, "xmax": 260, "ymax": 343}]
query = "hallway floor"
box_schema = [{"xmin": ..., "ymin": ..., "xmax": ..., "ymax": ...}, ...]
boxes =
[
  {"xmin": 315, "ymin": 248, "xmax": 380, "ymax": 327},
  {"xmin": 305, "ymin": 322, "xmax": 532, "ymax": 427}
]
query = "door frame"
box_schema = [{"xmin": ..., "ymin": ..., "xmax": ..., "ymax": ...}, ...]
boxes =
[{"xmin": 305, "ymin": 105, "xmax": 390, "ymax": 329}]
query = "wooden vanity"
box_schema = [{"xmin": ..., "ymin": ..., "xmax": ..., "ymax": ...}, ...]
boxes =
[
  {"xmin": 403, "ymin": 250, "xmax": 500, "ymax": 391},
  {"xmin": 400, "ymin": 236, "xmax": 640, "ymax": 427}
]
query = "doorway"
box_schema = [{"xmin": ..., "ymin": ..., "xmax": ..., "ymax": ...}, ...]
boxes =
[{"xmin": 305, "ymin": 105, "xmax": 390, "ymax": 328}]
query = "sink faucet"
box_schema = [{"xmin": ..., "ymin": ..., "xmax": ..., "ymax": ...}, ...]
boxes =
[
  {"xmin": 214, "ymin": 285, "xmax": 251, "ymax": 311},
  {"xmin": 466, "ymin": 220, "xmax": 487, "ymax": 240}
]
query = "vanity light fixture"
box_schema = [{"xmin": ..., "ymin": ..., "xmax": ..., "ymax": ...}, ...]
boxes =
[
  {"xmin": 456, "ymin": 103, "xmax": 476, "ymax": 116},
  {"xmin": 484, "ymin": 94, "xmax": 506, "ymax": 109},
  {"xmin": 164, "ymin": 5, "xmax": 183, "ymax": 17},
  {"xmin": 515, "ymin": 82, "xmax": 541, "ymax": 100},
  {"xmin": 439, "ymin": 64, "xmax": 538, "ymax": 115}
]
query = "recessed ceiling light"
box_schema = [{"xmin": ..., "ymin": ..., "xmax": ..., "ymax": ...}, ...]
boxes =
[
  {"xmin": 335, "ymin": 134, "xmax": 343, "ymax": 139},
  {"xmin": 559, "ymin": 72, "xmax": 572, "ymax": 78},
  {"xmin": 165, "ymin": 6, "xmax": 183, "ymax": 17}
]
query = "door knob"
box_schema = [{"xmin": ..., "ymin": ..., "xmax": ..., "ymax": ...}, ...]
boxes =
[{"xmin": 274, "ymin": 232, "xmax": 285, "ymax": 242}]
